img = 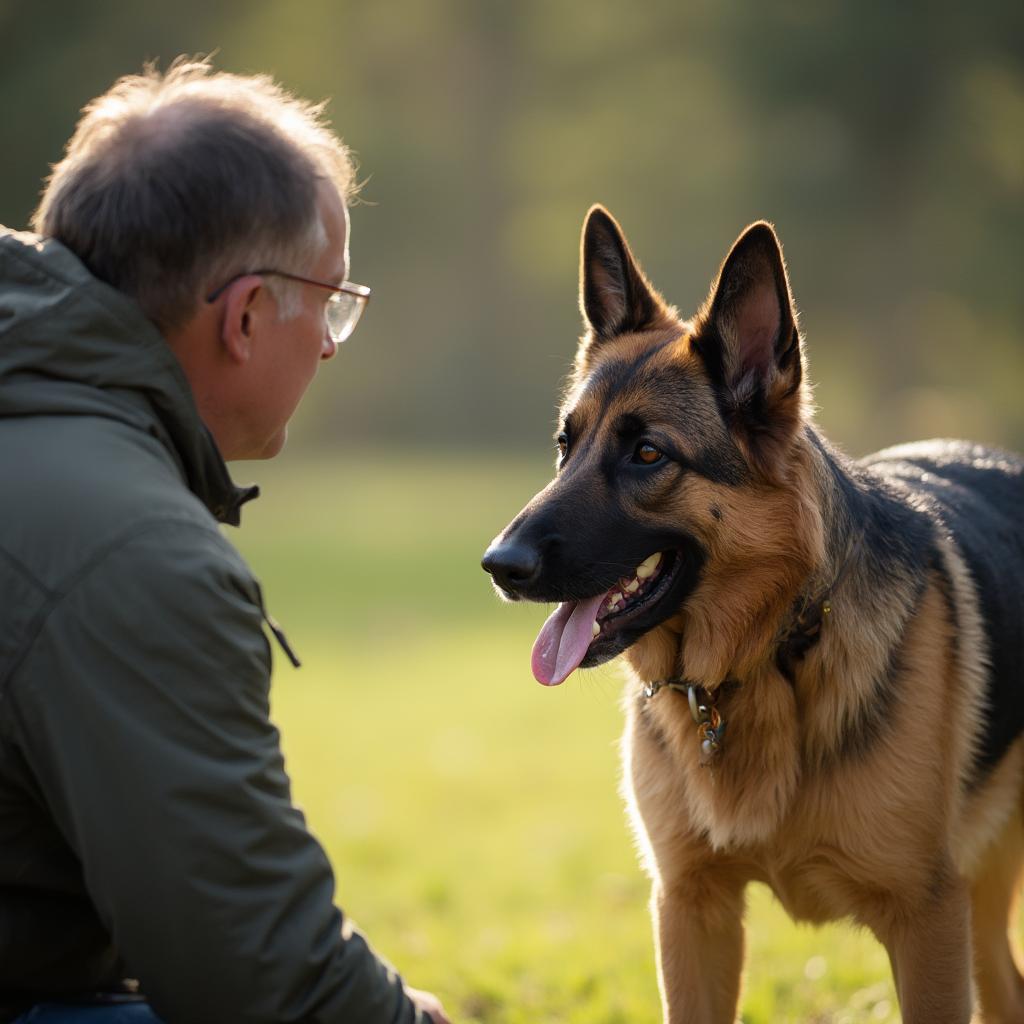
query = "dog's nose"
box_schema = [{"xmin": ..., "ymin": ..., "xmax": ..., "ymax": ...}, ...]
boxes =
[{"xmin": 481, "ymin": 539, "xmax": 541, "ymax": 591}]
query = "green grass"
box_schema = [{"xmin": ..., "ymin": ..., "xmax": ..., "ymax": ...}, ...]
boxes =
[{"xmin": 231, "ymin": 449, "xmax": 915, "ymax": 1023}]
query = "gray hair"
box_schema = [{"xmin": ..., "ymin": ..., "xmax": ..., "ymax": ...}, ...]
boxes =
[{"xmin": 32, "ymin": 58, "xmax": 357, "ymax": 331}]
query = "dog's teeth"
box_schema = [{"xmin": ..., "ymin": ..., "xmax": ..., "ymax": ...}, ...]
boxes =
[
  {"xmin": 625, "ymin": 579, "xmax": 640, "ymax": 594},
  {"xmin": 636, "ymin": 553, "xmax": 661, "ymax": 579},
  {"xmin": 609, "ymin": 592, "xmax": 623, "ymax": 608},
  {"xmin": 592, "ymin": 621, "xmax": 601, "ymax": 638}
]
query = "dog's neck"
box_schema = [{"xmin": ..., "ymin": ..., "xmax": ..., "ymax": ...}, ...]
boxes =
[
  {"xmin": 628, "ymin": 430, "xmax": 875, "ymax": 694},
  {"xmin": 774, "ymin": 529, "xmax": 865, "ymax": 678},
  {"xmin": 629, "ymin": 427, "xmax": 928, "ymax": 782},
  {"xmin": 642, "ymin": 546, "xmax": 859, "ymax": 689}
]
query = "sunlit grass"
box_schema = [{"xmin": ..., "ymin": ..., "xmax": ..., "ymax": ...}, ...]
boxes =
[{"xmin": 230, "ymin": 449, "xmax": 989, "ymax": 1023}]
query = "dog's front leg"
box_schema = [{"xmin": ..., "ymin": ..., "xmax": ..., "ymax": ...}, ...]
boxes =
[
  {"xmin": 878, "ymin": 874, "xmax": 973, "ymax": 1024},
  {"xmin": 652, "ymin": 876, "xmax": 745, "ymax": 1024}
]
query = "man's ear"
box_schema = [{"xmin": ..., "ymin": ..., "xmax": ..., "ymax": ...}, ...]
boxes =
[
  {"xmin": 219, "ymin": 276, "xmax": 265, "ymax": 364},
  {"xmin": 693, "ymin": 222, "xmax": 805, "ymax": 480},
  {"xmin": 579, "ymin": 205, "xmax": 669, "ymax": 342}
]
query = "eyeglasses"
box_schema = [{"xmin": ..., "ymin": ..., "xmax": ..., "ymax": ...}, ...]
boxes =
[{"xmin": 206, "ymin": 270, "xmax": 371, "ymax": 343}]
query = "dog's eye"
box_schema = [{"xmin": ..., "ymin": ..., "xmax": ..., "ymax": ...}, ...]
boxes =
[
  {"xmin": 634, "ymin": 442, "xmax": 663, "ymax": 465},
  {"xmin": 556, "ymin": 432, "xmax": 569, "ymax": 459}
]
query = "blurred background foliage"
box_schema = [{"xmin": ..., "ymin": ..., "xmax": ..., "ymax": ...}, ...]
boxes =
[
  {"xmin": 4, "ymin": 4, "xmax": 1023, "ymax": 1019},
  {"xmin": 1, "ymin": 0, "xmax": 1022, "ymax": 458}
]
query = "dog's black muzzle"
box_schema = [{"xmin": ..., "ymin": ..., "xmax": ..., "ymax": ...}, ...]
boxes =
[
  {"xmin": 482, "ymin": 487, "xmax": 701, "ymax": 605},
  {"xmin": 481, "ymin": 538, "xmax": 540, "ymax": 594},
  {"xmin": 481, "ymin": 514, "xmax": 573, "ymax": 602},
  {"xmin": 483, "ymin": 498, "xmax": 707, "ymax": 668}
]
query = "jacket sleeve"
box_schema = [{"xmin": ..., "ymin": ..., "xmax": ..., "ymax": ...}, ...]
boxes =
[{"xmin": 11, "ymin": 517, "xmax": 426, "ymax": 1024}]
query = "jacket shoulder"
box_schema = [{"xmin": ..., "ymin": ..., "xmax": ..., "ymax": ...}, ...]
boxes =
[
  {"xmin": 0, "ymin": 412, "xmax": 232, "ymax": 587},
  {"xmin": 0, "ymin": 414, "xmax": 260, "ymax": 695}
]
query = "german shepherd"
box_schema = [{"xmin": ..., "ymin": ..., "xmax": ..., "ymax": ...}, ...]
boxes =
[{"xmin": 482, "ymin": 207, "xmax": 1024, "ymax": 1023}]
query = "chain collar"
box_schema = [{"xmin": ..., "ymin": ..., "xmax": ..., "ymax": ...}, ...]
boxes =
[
  {"xmin": 643, "ymin": 679, "xmax": 724, "ymax": 766},
  {"xmin": 641, "ymin": 532, "xmax": 864, "ymax": 766}
]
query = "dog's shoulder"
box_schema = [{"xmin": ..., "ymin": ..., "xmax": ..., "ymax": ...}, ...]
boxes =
[{"xmin": 860, "ymin": 439, "xmax": 1024, "ymax": 782}]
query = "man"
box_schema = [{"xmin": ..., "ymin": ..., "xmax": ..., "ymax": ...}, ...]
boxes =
[{"xmin": 0, "ymin": 60, "xmax": 450, "ymax": 1024}]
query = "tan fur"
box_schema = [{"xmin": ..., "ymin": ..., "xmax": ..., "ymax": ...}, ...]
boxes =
[
  {"xmin": 565, "ymin": 322, "xmax": 1020, "ymax": 1021},
  {"xmin": 489, "ymin": 209, "xmax": 1023, "ymax": 1022},
  {"xmin": 598, "ymin": 332, "xmax": 1015, "ymax": 1022},
  {"xmin": 970, "ymin": 803, "xmax": 1024, "ymax": 1023},
  {"xmin": 623, "ymin": 557, "xmax": 1003, "ymax": 1022}
]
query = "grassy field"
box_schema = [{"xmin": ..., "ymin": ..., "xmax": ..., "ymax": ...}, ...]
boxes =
[{"xmin": 231, "ymin": 450, "xmax": 906, "ymax": 1024}]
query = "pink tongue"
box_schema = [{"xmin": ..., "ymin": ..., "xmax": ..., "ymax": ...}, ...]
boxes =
[{"xmin": 531, "ymin": 593, "xmax": 608, "ymax": 686}]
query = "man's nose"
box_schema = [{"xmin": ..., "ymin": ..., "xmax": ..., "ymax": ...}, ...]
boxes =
[{"xmin": 321, "ymin": 333, "xmax": 338, "ymax": 360}]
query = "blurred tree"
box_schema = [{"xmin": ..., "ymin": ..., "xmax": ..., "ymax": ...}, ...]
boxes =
[{"xmin": 1, "ymin": 0, "xmax": 1021, "ymax": 453}]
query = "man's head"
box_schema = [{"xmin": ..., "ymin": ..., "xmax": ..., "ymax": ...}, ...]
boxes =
[{"xmin": 32, "ymin": 58, "xmax": 362, "ymax": 460}]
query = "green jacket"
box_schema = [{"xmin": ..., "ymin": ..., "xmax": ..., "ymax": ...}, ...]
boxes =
[{"xmin": 0, "ymin": 228, "xmax": 425, "ymax": 1023}]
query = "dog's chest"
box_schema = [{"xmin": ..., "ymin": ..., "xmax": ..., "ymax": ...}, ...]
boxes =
[
  {"xmin": 755, "ymin": 851, "xmax": 870, "ymax": 925},
  {"xmin": 629, "ymin": 674, "xmax": 804, "ymax": 848}
]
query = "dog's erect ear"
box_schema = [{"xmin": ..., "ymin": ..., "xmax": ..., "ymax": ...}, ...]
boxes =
[
  {"xmin": 579, "ymin": 205, "xmax": 668, "ymax": 342},
  {"xmin": 694, "ymin": 222, "xmax": 805, "ymax": 479},
  {"xmin": 698, "ymin": 222, "xmax": 800, "ymax": 392}
]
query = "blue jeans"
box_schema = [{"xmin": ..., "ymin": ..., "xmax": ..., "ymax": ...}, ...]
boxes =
[{"xmin": 13, "ymin": 1005, "xmax": 163, "ymax": 1023}]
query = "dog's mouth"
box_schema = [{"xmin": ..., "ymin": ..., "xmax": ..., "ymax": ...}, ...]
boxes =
[{"xmin": 531, "ymin": 550, "xmax": 681, "ymax": 686}]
